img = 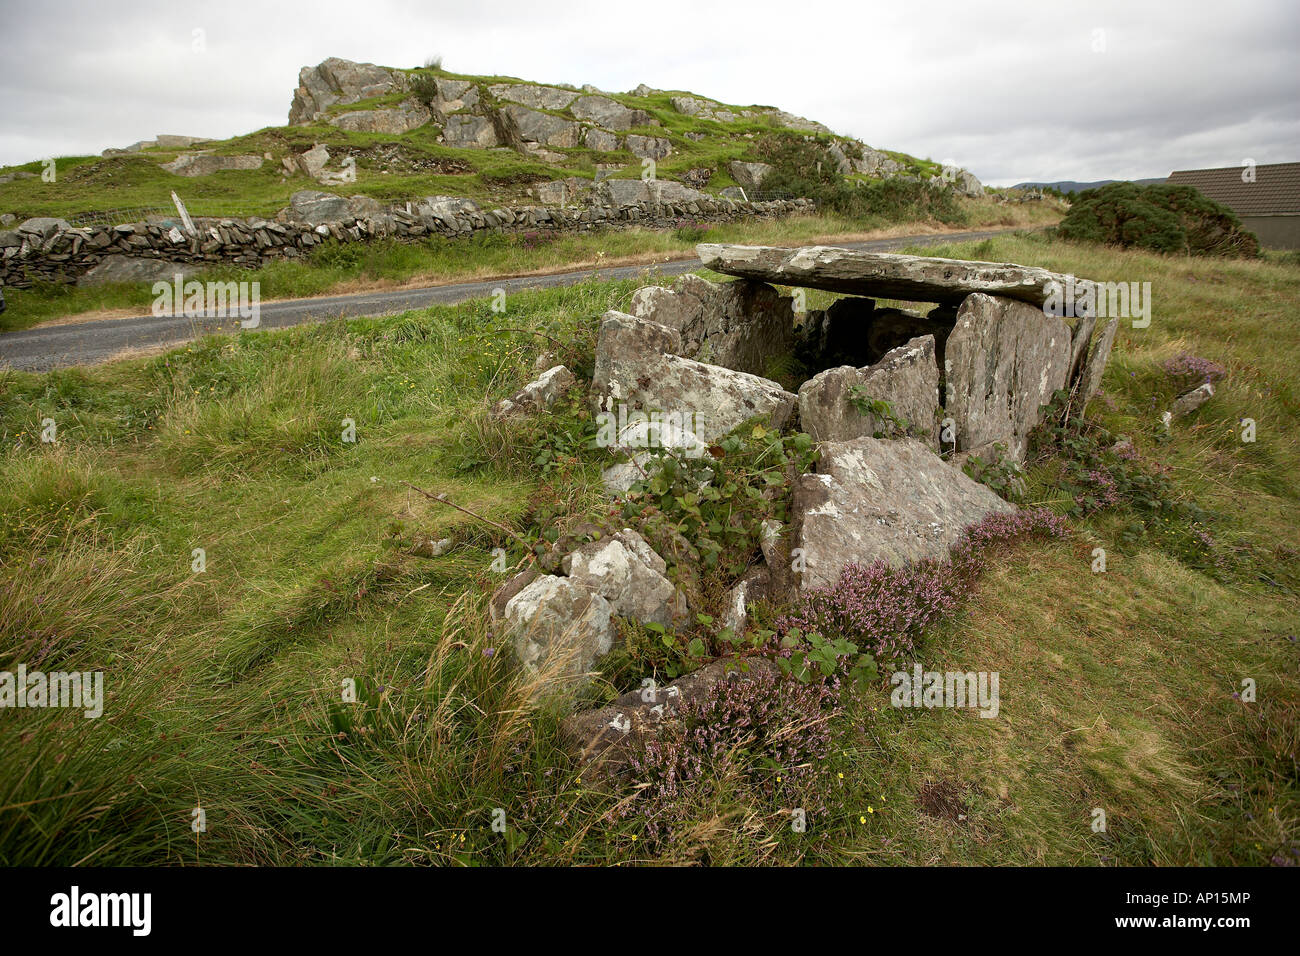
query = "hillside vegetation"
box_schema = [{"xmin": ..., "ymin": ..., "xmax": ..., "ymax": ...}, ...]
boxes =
[
  {"xmin": 0, "ymin": 62, "xmax": 964, "ymax": 223},
  {"xmin": 0, "ymin": 232, "xmax": 1296, "ymax": 865}
]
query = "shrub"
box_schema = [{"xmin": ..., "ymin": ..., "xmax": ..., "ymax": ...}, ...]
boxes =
[
  {"xmin": 1161, "ymin": 352, "xmax": 1227, "ymax": 387},
  {"xmin": 1058, "ymin": 182, "xmax": 1259, "ymax": 257},
  {"xmin": 610, "ymin": 666, "xmax": 838, "ymax": 842},
  {"xmin": 753, "ymin": 133, "xmax": 965, "ymax": 224}
]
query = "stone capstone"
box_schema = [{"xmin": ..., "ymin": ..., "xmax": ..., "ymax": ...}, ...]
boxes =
[{"xmin": 697, "ymin": 243, "xmax": 1082, "ymax": 307}]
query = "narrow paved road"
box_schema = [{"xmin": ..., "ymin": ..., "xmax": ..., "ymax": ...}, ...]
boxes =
[{"xmin": 0, "ymin": 229, "xmax": 1014, "ymax": 371}]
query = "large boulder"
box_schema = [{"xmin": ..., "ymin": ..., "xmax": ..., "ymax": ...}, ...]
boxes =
[
  {"xmin": 591, "ymin": 309, "xmax": 795, "ymax": 444},
  {"xmin": 584, "ymin": 128, "xmax": 620, "ymax": 152},
  {"xmin": 293, "ymin": 144, "xmax": 331, "ymax": 177},
  {"xmin": 502, "ymin": 105, "xmax": 580, "ymax": 148},
  {"xmin": 608, "ymin": 351, "xmax": 796, "ymax": 445},
  {"xmin": 414, "ymin": 195, "xmax": 481, "ymax": 226},
  {"xmin": 17, "ymin": 217, "xmax": 70, "ymax": 240},
  {"xmin": 956, "ymin": 169, "xmax": 984, "ymax": 198},
  {"xmin": 594, "ymin": 179, "xmax": 707, "ymax": 206},
  {"xmin": 798, "ymin": 335, "xmax": 940, "ymax": 448},
  {"xmin": 160, "ymin": 154, "xmax": 263, "ymax": 177},
  {"xmin": 630, "ymin": 274, "xmax": 795, "ymax": 376},
  {"xmin": 591, "ymin": 310, "xmax": 683, "ymax": 413},
  {"xmin": 286, "ymin": 190, "xmax": 379, "ymax": 226},
  {"xmin": 487, "ymin": 84, "xmax": 579, "ymax": 111},
  {"xmin": 328, "ymin": 100, "xmax": 432, "ymax": 134},
  {"xmin": 944, "ymin": 293, "xmax": 1071, "ymax": 461},
  {"xmin": 502, "ymin": 576, "xmax": 615, "ymax": 691},
  {"xmin": 696, "ymin": 244, "xmax": 1081, "ymax": 307},
  {"xmin": 562, "ymin": 528, "xmax": 687, "ymax": 628},
  {"xmin": 289, "ymin": 58, "xmax": 402, "ymax": 125},
  {"xmin": 571, "ymin": 95, "xmax": 638, "ymax": 130},
  {"xmin": 792, "ymin": 437, "xmax": 1015, "ymax": 591},
  {"xmin": 442, "ymin": 114, "xmax": 500, "ymax": 148},
  {"xmin": 625, "ymin": 135, "xmax": 671, "ymax": 160}
]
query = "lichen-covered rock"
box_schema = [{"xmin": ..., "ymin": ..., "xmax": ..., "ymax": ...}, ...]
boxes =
[
  {"xmin": 791, "ymin": 436, "xmax": 1015, "ymax": 591},
  {"xmin": 625, "ymin": 135, "xmax": 671, "ymax": 160},
  {"xmin": 327, "ymin": 100, "xmax": 432, "ymax": 134},
  {"xmin": 487, "ymin": 84, "xmax": 579, "ymax": 111},
  {"xmin": 442, "ymin": 114, "xmax": 500, "ymax": 148},
  {"xmin": 503, "ymin": 575, "xmax": 615, "ymax": 691},
  {"xmin": 591, "ymin": 310, "xmax": 683, "ymax": 414},
  {"xmin": 584, "ymin": 127, "xmax": 620, "ymax": 151},
  {"xmin": 601, "ymin": 347, "xmax": 797, "ymax": 444},
  {"xmin": 502, "ymin": 105, "xmax": 580, "ymax": 148},
  {"xmin": 630, "ymin": 275, "xmax": 795, "ymax": 376},
  {"xmin": 728, "ymin": 161, "xmax": 773, "ymax": 191},
  {"xmin": 489, "ymin": 365, "xmax": 576, "ymax": 421},
  {"xmin": 944, "ymin": 293, "xmax": 1071, "ymax": 462},
  {"xmin": 561, "ymin": 528, "xmax": 686, "ymax": 627},
  {"xmin": 570, "ymin": 95, "xmax": 638, "ymax": 130},
  {"xmin": 798, "ymin": 335, "xmax": 940, "ymax": 448},
  {"xmin": 697, "ymin": 243, "xmax": 1082, "ymax": 307},
  {"xmin": 593, "ymin": 179, "xmax": 708, "ymax": 206}
]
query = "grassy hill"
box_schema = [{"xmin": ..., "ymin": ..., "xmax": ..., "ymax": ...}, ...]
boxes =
[
  {"xmin": 0, "ymin": 61, "xmax": 957, "ymax": 224},
  {"xmin": 0, "ymin": 233, "xmax": 1296, "ymax": 865}
]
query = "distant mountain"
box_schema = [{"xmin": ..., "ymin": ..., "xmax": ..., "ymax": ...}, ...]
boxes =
[{"xmin": 1011, "ymin": 178, "xmax": 1166, "ymax": 193}]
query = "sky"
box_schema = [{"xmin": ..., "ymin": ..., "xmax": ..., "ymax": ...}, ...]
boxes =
[{"xmin": 1, "ymin": 0, "xmax": 1297, "ymax": 186}]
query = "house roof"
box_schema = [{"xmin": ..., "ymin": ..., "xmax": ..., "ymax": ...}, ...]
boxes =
[{"xmin": 1167, "ymin": 162, "xmax": 1300, "ymax": 217}]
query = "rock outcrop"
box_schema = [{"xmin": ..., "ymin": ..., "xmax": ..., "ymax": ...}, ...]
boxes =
[{"xmin": 290, "ymin": 58, "xmax": 403, "ymax": 125}]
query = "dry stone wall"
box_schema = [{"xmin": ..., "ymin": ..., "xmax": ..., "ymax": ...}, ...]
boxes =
[{"xmin": 0, "ymin": 195, "xmax": 811, "ymax": 288}]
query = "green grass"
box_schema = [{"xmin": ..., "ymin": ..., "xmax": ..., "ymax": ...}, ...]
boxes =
[
  {"xmin": 2, "ymin": 234, "xmax": 1293, "ymax": 866},
  {"xmin": 0, "ymin": 202, "xmax": 1064, "ymax": 334}
]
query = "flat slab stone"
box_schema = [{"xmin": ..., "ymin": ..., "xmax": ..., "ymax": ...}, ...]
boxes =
[
  {"xmin": 792, "ymin": 436, "xmax": 1015, "ymax": 591},
  {"xmin": 696, "ymin": 243, "xmax": 1081, "ymax": 307}
]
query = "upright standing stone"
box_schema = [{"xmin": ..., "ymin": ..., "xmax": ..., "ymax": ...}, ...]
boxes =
[
  {"xmin": 797, "ymin": 335, "xmax": 940, "ymax": 448},
  {"xmin": 944, "ymin": 293, "xmax": 1071, "ymax": 461}
]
